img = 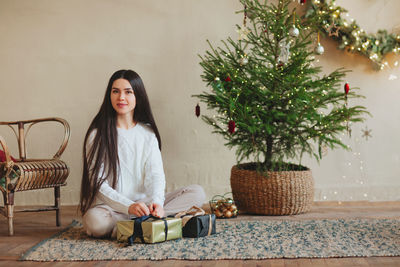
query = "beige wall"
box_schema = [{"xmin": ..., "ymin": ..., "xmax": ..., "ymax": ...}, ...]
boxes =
[{"xmin": 0, "ymin": 0, "xmax": 399, "ymax": 206}]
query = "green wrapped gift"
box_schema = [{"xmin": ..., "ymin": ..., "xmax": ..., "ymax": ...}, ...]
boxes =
[{"xmin": 117, "ymin": 216, "xmax": 182, "ymax": 244}]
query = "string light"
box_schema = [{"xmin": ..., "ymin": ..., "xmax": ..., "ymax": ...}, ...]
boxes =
[
  {"xmin": 320, "ymin": 128, "xmax": 371, "ymax": 201},
  {"xmin": 309, "ymin": 1, "xmax": 400, "ymax": 70}
]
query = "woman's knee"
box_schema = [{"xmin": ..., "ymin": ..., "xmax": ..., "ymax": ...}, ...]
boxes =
[
  {"xmin": 83, "ymin": 207, "xmax": 115, "ymax": 238},
  {"xmin": 185, "ymin": 184, "xmax": 206, "ymax": 204}
]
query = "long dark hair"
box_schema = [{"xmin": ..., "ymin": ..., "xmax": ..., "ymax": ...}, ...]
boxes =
[{"xmin": 79, "ymin": 69, "xmax": 161, "ymax": 215}]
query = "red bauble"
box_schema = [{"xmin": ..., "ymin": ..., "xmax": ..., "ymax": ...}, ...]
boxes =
[
  {"xmin": 228, "ymin": 120, "xmax": 235, "ymax": 134},
  {"xmin": 195, "ymin": 104, "xmax": 200, "ymax": 117},
  {"xmin": 344, "ymin": 83, "xmax": 350, "ymax": 95},
  {"xmin": 225, "ymin": 76, "xmax": 232, "ymax": 82},
  {"xmin": 300, "ymin": 0, "xmax": 306, "ymax": 4}
]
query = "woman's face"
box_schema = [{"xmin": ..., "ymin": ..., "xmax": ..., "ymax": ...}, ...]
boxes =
[{"xmin": 110, "ymin": 78, "xmax": 136, "ymax": 118}]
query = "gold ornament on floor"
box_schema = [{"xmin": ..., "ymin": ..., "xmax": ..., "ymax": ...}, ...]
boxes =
[{"xmin": 209, "ymin": 193, "xmax": 238, "ymax": 218}]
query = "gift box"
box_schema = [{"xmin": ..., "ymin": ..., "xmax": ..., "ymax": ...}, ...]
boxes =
[
  {"xmin": 182, "ymin": 214, "xmax": 216, "ymax": 238},
  {"xmin": 117, "ymin": 215, "xmax": 182, "ymax": 244},
  {"xmin": 175, "ymin": 206, "xmax": 216, "ymax": 238}
]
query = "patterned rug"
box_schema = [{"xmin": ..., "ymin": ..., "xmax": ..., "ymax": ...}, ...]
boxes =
[{"xmin": 20, "ymin": 218, "xmax": 400, "ymax": 261}]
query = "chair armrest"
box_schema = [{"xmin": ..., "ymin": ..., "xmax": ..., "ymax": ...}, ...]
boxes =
[{"xmin": 0, "ymin": 117, "xmax": 70, "ymax": 159}]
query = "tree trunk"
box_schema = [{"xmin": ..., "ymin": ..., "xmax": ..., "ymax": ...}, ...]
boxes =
[{"xmin": 264, "ymin": 136, "xmax": 273, "ymax": 170}]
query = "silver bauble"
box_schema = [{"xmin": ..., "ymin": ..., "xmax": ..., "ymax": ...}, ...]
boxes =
[
  {"xmin": 239, "ymin": 57, "xmax": 249, "ymax": 66},
  {"xmin": 314, "ymin": 43, "xmax": 324, "ymax": 55},
  {"xmin": 289, "ymin": 26, "xmax": 299, "ymax": 37}
]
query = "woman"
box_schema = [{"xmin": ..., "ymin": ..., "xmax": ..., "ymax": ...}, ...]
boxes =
[{"xmin": 79, "ymin": 69, "xmax": 205, "ymax": 238}]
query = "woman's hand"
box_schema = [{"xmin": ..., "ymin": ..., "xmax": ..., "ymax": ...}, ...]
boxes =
[
  {"xmin": 128, "ymin": 202, "xmax": 150, "ymax": 217},
  {"xmin": 149, "ymin": 203, "xmax": 165, "ymax": 218}
]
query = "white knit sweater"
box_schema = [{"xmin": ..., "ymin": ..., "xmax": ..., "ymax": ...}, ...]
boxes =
[{"xmin": 89, "ymin": 123, "xmax": 166, "ymax": 215}]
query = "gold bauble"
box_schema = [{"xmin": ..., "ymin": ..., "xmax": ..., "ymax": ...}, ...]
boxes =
[
  {"xmin": 214, "ymin": 210, "xmax": 223, "ymax": 217},
  {"xmin": 224, "ymin": 210, "xmax": 233, "ymax": 218}
]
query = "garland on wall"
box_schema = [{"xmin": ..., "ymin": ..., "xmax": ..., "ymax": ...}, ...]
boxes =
[{"xmin": 304, "ymin": 0, "xmax": 400, "ymax": 70}]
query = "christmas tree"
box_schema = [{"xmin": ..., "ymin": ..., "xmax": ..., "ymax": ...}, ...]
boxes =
[{"xmin": 194, "ymin": 0, "xmax": 369, "ymax": 172}]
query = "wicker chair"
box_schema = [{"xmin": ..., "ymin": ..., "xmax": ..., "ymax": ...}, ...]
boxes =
[{"xmin": 0, "ymin": 118, "xmax": 70, "ymax": 236}]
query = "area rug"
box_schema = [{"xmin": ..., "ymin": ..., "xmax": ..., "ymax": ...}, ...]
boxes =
[{"xmin": 20, "ymin": 218, "xmax": 400, "ymax": 261}]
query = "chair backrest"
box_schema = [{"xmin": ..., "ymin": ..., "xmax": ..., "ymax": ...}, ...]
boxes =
[{"xmin": 0, "ymin": 118, "xmax": 70, "ymax": 161}]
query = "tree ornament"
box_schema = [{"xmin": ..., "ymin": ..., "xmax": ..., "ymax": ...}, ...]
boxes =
[
  {"xmin": 344, "ymin": 82, "xmax": 350, "ymax": 95},
  {"xmin": 278, "ymin": 38, "xmax": 291, "ymax": 63},
  {"xmin": 361, "ymin": 126, "xmax": 372, "ymax": 141},
  {"xmin": 300, "ymin": 0, "xmax": 306, "ymax": 4},
  {"xmin": 343, "ymin": 82, "xmax": 351, "ymax": 137},
  {"xmin": 195, "ymin": 103, "xmax": 200, "ymax": 117},
  {"xmin": 289, "ymin": 26, "xmax": 299, "ymax": 37},
  {"xmin": 246, "ymin": 8, "xmax": 256, "ymax": 20},
  {"xmin": 239, "ymin": 56, "xmax": 249, "ymax": 66},
  {"xmin": 314, "ymin": 43, "xmax": 324, "ymax": 55},
  {"xmin": 326, "ymin": 21, "xmax": 340, "ymax": 37},
  {"xmin": 344, "ymin": 82, "xmax": 349, "ymax": 116},
  {"xmin": 214, "ymin": 77, "xmax": 220, "ymax": 81},
  {"xmin": 314, "ymin": 32, "xmax": 324, "ymax": 55},
  {"xmin": 237, "ymin": 5, "xmax": 250, "ymax": 41},
  {"xmin": 228, "ymin": 120, "xmax": 235, "ymax": 134},
  {"xmin": 225, "ymin": 76, "xmax": 232, "ymax": 82},
  {"xmin": 289, "ymin": 11, "xmax": 299, "ymax": 38},
  {"xmin": 243, "ymin": 5, "xmax": 247, "ymax": 26}
]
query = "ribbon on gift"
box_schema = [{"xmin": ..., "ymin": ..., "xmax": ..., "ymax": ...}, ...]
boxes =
[
  {"xmin": 175, "ymin": 206, "xmax": 214, "ymax": 236},
  {"xmin": 127, "ymin": 215, "xmax": 168, "ymax": 246},
  {"xmin": 175, "ymin": 206, "xmax": 205, "ymax": 226}
]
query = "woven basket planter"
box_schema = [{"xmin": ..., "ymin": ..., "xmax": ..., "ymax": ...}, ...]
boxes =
[{"xmin": 230, "ymin": 163, "xmax": 314, "ymax": 215}]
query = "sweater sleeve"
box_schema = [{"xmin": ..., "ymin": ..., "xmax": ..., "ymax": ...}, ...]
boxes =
[
  {"xmin": 86, "ymin": 130, "xmax": 134, "ymax": 215},
  {"xmin": 98, "ymin": 179, "xmax": 134, "ymax": 215},
  {"xmin": 143, "ymin": 135, "xmax": 166, "ymax": 207}
]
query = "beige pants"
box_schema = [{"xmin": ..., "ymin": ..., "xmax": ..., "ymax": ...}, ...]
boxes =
[{"xmin": 82, "ymin": 184, "xmax": 206, "ymax": 238}]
